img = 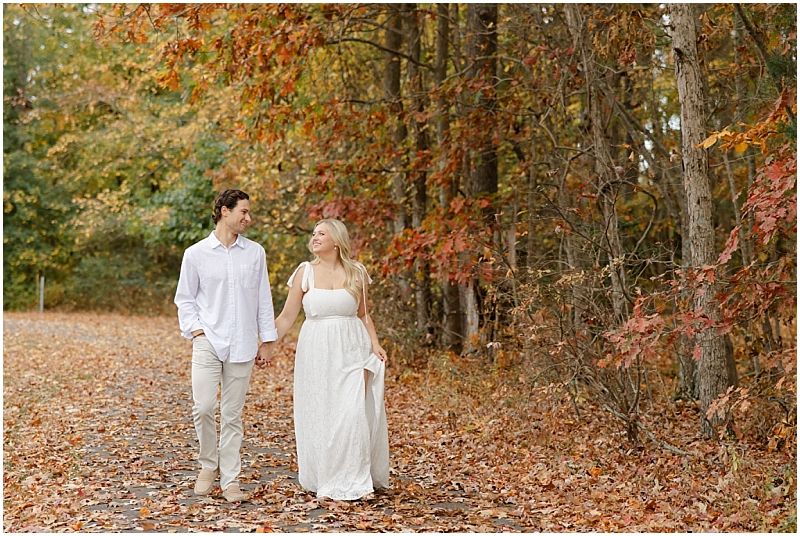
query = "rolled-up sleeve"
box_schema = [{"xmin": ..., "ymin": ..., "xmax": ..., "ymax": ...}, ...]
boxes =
[
  {"xmin": 257, "ymin": 252, "xmax": 278, "ymax": 343},
  {"xmin": 174, "ymin": 250, "xmax": 203, "ymax": 339}
]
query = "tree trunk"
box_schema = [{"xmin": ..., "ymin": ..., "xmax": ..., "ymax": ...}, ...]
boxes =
[
  {"xmin": 465, "ymin": 3, "xmax": 499, "ymax": 201},
  {"xmin": 676, "ymin": 170, "xmax": 698, "ymax": 399},
  {"xmin": 404, "ymin": 4, "xmax": 431, "ymax": 333},
  {"xmin": 731, "ymin": 9, "xmax": 753, "ymax": 266},
  {"xmin": 452, "ymin": 4, "xmax": 475, "ymax": 349},
  {"xmin": 526, "ymin": 132, "xmax": 538, "ymax": 270},
  {"xmin": 461, "ymin": 3, "xmax": 498, "ymax": 347},
  {"xmin": 384, "ymin": 5, "xmax": 408, "ymax": 236},
  {"xmin": 461, "ymin": 279, "xmax": 480, "ymax": 347},
  {"xmin": 733, "ymin": 9, "xmax": 760, "ymax": 375},
  {"xmin": 383, "ymin": 4, "xmax": 410, "ymax": 304},
  {"xmin": 565, "ymin": 4, "xmax": 628, "ymax": 323},
  {"xmin": 507, "ymin": 194, "xmax": 517, "ymax": 272},
  {"xmin": 669, "ymin": 3, "xmax": 738, "ymax": 437},
  {"xmin": 557, "ymin": 162, "xmax": 585, "ymax": 332},
  {"xmin": 435, "ymin": 3, "xmax": 463, "ymax": 351}
]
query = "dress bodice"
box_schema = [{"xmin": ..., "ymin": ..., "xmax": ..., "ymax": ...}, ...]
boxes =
[
  {"xmin": 304, "ymin": 289, "xmax": 358, "ymax": 318},
  {"xmin": 287, "ymin": 261, "xmax": 372, "ymax": 319}
]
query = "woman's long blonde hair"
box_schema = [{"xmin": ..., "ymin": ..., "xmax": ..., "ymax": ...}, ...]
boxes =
[{"xmin": 308, "ymin": 219, "xmax": 364, "ymax": 305}]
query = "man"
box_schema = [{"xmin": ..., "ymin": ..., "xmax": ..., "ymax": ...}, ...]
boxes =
[{"xmin": 174, "ymin": 189, "xmax": 277, "ymax": 503}]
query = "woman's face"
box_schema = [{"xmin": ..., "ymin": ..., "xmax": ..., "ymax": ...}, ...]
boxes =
[{"xmin": 311, "ymin": 223, "xmax": 336, "ymax": 255}]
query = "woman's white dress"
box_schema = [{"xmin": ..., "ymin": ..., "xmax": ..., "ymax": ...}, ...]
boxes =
[{"xmin": 287, "ymin": 262, "xmax": 389, "ymax": 500}]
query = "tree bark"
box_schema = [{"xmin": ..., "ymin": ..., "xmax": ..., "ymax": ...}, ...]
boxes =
[
  {"xmin": 461, "ymin": 279, "xmax": 480, "ymax": 348},
  {"xmin": 460, "ymin": 3, "xmax": 498, "ymax": 347},
  {"xmin": 732, "ymin": 9, "xmax": 753, "ymax": 266},
  {"xmin": 382, "ymin": 3, "xmax": 411, "ymax": 306},
  {"xmin": 526, "ymin": 132, "xmax": 538, "ymax": 270},
  {"xmin": 435, "ymin": 3, "xmax": 463, "ymax": 351},
  {"xmin": 669, "ymin": 3, "xmax": 738, "ymax": 437},
  {"xmin": 465, "ymin": 3, "xmax": 499, "ymax": 201},
  {"xmin": 565, "ymin": 4, "xmax": 628, "ymax": 323},
  {"xmin": 405, "ymin": 4, "xmax": 431, "ymax": 333},
  {"xmin": 384, "ymin": 5, "xmax": 408, "ymax": 236}
]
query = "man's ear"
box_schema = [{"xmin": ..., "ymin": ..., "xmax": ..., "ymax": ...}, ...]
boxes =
[{"xmin": 220, "ymin": 206, "xmax": 230, "ymax": 218}]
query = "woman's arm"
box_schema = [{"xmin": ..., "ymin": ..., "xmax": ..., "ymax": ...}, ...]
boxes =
[
  {"xmin": 275, "ymin": 265, "xmax": 306, "ymax": 342},
  {"xmin": 357, "ymin": 276, "xmax": 388, "ymax": 361},
  {"xmin": 257, "ymin": 265, "xmax": 307, "ymax": 369}
]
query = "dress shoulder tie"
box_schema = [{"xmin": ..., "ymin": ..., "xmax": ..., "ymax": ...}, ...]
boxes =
[{"xmin": 287, "ymin": 261, "xmax": 318, "ymax": 317}]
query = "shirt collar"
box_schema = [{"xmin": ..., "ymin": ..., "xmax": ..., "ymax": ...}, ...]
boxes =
[{"xmin": 207, "ymin": 231, "xmax": 245, "ymax": 249}]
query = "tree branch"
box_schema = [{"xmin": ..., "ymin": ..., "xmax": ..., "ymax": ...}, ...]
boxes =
[
  {"xmin": 734, "ymin": 4, "xmax": 797, "ymax": 126},
  {"xmin": 328, "ymin": 37, "xmax": 433, "ymax": 71},
  {"xmin": 733, "ymin": 4, "xmax": 771, "ymax": 72}
]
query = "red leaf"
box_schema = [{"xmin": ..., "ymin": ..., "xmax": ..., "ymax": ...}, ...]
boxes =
[{"xmin": 717, "ymin": 226, "xmax": 740, "ymax": 265}]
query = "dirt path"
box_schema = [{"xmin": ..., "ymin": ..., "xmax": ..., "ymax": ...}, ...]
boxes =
[
  {"xmin": 6, "ymin": 312, "xmax": 794, "ymax": 532},
  {"xmin": 3, "ymin": 313, "xmax": 527, "ymax": 532}
]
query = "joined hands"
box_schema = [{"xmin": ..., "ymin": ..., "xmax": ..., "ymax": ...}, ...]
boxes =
[{"xmin": 255, "ymin": 341, "xmax": 275, "ymax": 368}]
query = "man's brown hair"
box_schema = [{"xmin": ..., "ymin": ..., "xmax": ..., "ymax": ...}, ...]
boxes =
[{"xmin": 212, "ymin": 189, "xmax": 249, "ymax": 224}]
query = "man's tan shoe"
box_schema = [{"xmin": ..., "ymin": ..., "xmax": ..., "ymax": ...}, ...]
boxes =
[
  {"xmin": 223, "ymin": 483, "xmax": 247, "ymax": 503},
  {"xmin": 194, "ymin": 469, "xmax": 217, "ymax": 496}
]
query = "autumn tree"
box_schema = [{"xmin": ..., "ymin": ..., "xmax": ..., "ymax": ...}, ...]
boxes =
[
  {"xmin": 565, "ymin": 5, "xmax": 628, "ymax": 323},
  {"xmin": 459, "ymin": 3, "xmax": 498, "ymax": 346},
  {"xmin": 434, "ymin": 4, "xmax": 462, "ymax": 350},
  {"xmin": 3, "ymin": 6, "xmax": 80, "ymax": 309},
  {"xmin": 669, "ymin": 3, "xmax": 739, "ymax": 436},
  {"xmin": 6, "ymin": 3, "xmax": 794, "ymax": 449}
]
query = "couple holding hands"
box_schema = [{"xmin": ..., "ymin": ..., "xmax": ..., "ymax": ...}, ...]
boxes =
[{"xmin": 174, "ymin": 189, "xmax": 389, "ymax": 503}]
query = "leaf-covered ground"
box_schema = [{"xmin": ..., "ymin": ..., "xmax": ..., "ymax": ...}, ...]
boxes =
[{"xmin": 3, "ymin": 312, "xmax": 795, "ymax": 532}]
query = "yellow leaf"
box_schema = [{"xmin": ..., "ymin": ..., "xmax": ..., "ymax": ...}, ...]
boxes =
[
  {"xmin": 699, "ymin": 134, "xmax": 718, "ymax": 149},
  {"xmin": 734, "ymin": 141, "xmax": 749, "ymax": 153}
]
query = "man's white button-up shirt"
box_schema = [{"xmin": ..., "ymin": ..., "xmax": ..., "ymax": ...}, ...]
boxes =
[{"xmin": 174, "ymin": 231, "xmax": 278, "ymax": 363}]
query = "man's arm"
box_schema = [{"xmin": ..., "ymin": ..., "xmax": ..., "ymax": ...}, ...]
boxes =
[
  {"xmin": 174, "ymin": 249, "xmax": 204, "ymax": 339},
  {"xmin": 256, "ymin": 250, "xmax": 279, "ymax": 344}
]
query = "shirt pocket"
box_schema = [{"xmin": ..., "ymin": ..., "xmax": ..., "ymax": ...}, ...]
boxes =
[{"xmin": 238, "ymin": 265, "xmax": 260, "ymax": 289}]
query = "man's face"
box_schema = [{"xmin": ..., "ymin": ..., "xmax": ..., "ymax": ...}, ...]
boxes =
[{"xmin": 221, "ymin": 199, "xmax": 252, "ymax": 234}]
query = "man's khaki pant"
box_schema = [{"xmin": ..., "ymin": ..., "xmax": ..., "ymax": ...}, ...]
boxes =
[{"xmin": 191, "ymin": 337, "xmax": 255, "ymax": 491}]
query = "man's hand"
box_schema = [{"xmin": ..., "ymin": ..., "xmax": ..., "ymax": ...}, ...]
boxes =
[{"xmin": 255, "ymin": 342, "xmax": 274, "ymax": 369}]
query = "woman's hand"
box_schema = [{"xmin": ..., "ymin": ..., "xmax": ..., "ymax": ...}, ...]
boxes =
[
  {"xmin": 255, "ymin": 342, "xmax": 274, "ymax": 368},
  {"xmin": 373, "ymin": 342, "xmax": 388, "ymax": 362}
]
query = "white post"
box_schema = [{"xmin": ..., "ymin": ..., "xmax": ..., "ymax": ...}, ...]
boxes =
[{"xmin": 39, "ymin": 275, "xmax": 45, "ymax": 313}]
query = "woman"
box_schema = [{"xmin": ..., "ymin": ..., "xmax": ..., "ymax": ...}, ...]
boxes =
[{"xmin": 273, "ymin": 218, "xmax": 389, "ymax": 500}]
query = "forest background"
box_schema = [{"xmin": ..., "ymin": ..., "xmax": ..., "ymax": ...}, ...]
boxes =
[{"xmin": 3, "ymin": 3, "xmax": 797, "ymax": 527}]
